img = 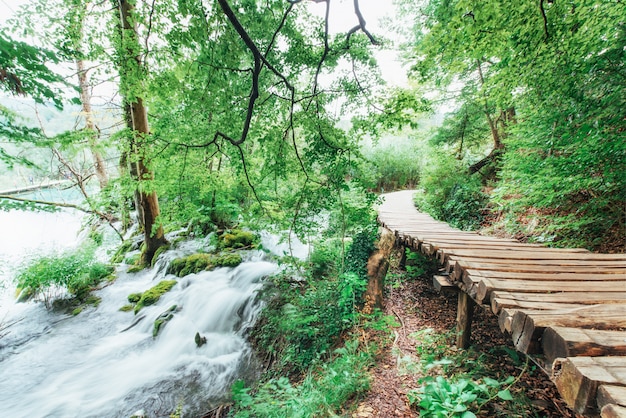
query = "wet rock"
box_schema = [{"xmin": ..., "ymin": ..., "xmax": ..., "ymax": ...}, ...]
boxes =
[
  {"xmin": 195, "ymin": 332, "xmax": 207, "ymax": 347},
  {"xmin": 153, "ymin": 305, "xmax": 179, "ymax": 338}
]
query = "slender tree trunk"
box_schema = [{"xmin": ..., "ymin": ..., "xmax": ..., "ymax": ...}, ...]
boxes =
[
  {"xmin": 476, "ymin": 59, "xmax": 502, "ymax": 150},
  {"xmin": 76, "ymin": 58, "xmax": 109, "ymax": 189},
  {"xmin": 115, "ymin": 0, "xmax": 168, "ymax": 265}
]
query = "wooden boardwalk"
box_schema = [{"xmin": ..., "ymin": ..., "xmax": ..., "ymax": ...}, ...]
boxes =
[{"xmin": 377, "ymin": 190, "xmax": 626, "ymax": 417}]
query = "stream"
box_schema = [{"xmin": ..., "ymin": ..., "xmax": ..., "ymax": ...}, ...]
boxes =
[{"xmin": 0, "ymin": 193, "xmax": 305, "ymax": 417}]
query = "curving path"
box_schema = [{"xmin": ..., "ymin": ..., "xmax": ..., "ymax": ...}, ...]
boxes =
[{"xmin": 377, "ymin": 190, "xmax": 626, "ymax": 417}]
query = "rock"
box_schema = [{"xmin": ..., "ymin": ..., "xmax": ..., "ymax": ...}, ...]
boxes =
[
  {"xmin": 153, "ymin": 305, "xmax": 179, "ymax": 338},
  {"xmin": 195, "ymin": 332, "xmax": 207, "ymax": 347}
]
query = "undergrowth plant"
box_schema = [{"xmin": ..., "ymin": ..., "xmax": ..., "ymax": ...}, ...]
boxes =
[
  {"xmin": 400, "ymin": 328, "xmax": 532, "ymax": 417},
  {"xmin": 15, "ymin": 245, "xmax": 114, "ymax": 309},
  {"xmin": 234, "ymin": 224, "xmax": 387, "ymax": 415},
  {"xmin": 231, "ymin": 340, "xmax": 372, "ymax": 418}
]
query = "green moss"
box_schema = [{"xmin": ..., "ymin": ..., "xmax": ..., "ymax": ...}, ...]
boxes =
[
  {"xmin": 219, "ymin": 229, "xmax": 257, "ymax": 249},
  {"xmin": 72, "ymin": 307, "xmax": 82, "ymax": 316},
  {"xmin": 85, "ymin": 295, "xmax": 101, "ymax": 307},
  {"xmin": 127, "ymin": 264, "xmax": 144, "ymax": 273},
  {"xmin": 214, "ymin": 253, "xmax": 243, "ymax": 267},
  {"xmin": 134, "ymin": 280, "xmax": 177, "ymax": 314},
  {"xmin": 111, "ymin": 240, "xmax": 133, "ymax": 263},
  {"xmin": 167, "ymin": 252, "xmax": 243, "ymax": 277},
  {"xmin": 153, "ymin": 305, "xmax": 178, "ymax": 337},
  {"xmin": 124, "ymin": 253, "xmax": 141, "ymax": 265},
  {"xmin": 128, "ymin": 293, "xmax": 142, "ymax": 303},
  {"xmin": 151, "ymin": 244, "xmax": 171, "ymax": 267},
  {"xmin": 119, "ymin": 304, "xmax": 134, "ymax": 312}
]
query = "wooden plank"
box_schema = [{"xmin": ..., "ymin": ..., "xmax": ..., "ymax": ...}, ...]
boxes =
[
  {"xmin": 492, "ymin": 299, "xmax": 587, "ymax": 314},
  {"xmin": 456, "ymin": 259, "xmax": 626, "ymax": 274},
  {"xmin": 433, "ymin": 275, "xmax": 457, "ymax": 293},
  {"xmin": 542, "ymin": 327, "xmax": 626, "ymax": 365},
  {"xmin": 441, "ymin": 248, "xmax": 625, "ymax": 261},
  {"xmin": 448, "ymin": 255, "xmax": 626, "ymax": 269},
  {"xmin": 552, "ymin": 356, "xmax": 626, "ymax": 415},
  {"xmin": 498, "ymin": 308, "xmax": 519, "ymax": 333},
  {"xmin": 468, "ymin": 269, "xmax": 626, "ymax": 281},
  {"xmin": 601, "ymin": 404, "xmax": 626, "ymax": 418},
  {"xmin": 456, "ymin": 291, "xmax": 475, "ymax": 349},
  {"xmin": 490, "ymin": 291, "xmax": 626, "ymax": 314},
  {"xmin": 511, "ymin": 306, "xmax": 626, "ymax": 353},
  {"xmin": 476, "ymin": 278, "xmax": 626, "ymax": 304},
  {"xmin": 598, "ymin": 385, "xmax": 626, "ymax": 409}
]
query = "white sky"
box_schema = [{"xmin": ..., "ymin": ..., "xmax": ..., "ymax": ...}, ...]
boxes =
[{"xmin": 1, "ymin": 0, "xmax": 406, "ymax": 85}]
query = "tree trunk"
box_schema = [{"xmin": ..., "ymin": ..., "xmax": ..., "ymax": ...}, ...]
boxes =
[
  {"xmin": 115, "ymin": 0, "xmax": 168, "ymax": 266},
  {"xmin": 76, "ymin": 58, "xmax": 109, "ymax": 189}
]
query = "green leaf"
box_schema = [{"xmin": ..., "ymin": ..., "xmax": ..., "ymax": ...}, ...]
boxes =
[{"xmin": 497, "ymin": 389, "xmax": 514, "ymax": 401}]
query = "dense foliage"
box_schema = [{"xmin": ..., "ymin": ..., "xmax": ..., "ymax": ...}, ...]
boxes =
[
  {"xmin": 15, "ymin": 245, "xmax": 113, "ymax": 309},
  {"xmin": 392, "ymin": 0, "xmax": 626, "ymax": 249}
]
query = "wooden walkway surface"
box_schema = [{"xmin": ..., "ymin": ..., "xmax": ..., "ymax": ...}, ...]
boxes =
[{"xmin": 377, "ymin": 190, "xmax": 626, "ymax": 417}]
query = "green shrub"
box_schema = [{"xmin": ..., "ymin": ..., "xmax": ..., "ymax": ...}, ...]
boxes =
[
  {"xmin": 309, "ymin": 238, "xmax": 343, "ymax": 279},
  {"xmin": 15, "ymin": 247, "xmax": 114, "ymax": 308},
  {"xmin": 232, "ymin": 340, "xmax": 371, "ymax": 417},
  {"xmin": 415, "ymin": 155, "xmax": 487, "ymax": 231}
]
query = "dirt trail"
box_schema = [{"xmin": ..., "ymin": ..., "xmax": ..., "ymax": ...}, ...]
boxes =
[{"xmin": 353, "ymin": 268, "xmax": 582, "ymax": 418}]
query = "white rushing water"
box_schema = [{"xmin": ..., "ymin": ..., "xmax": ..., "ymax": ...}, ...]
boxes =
[{"xmin": 0, "ymin": 202, "xmax": 304, "ymax": 417}]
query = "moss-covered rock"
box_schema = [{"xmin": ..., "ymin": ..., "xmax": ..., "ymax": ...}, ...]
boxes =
[
  {"xmin": 214, "ymin": 253, "xmax": 243, "ymax": 267},
  {"xmin": 127, "ymin": 264, "xmax": 145, "ymax": 274},
  {"xmin": 128, "ymin": 293, "xmax": 142, "ymax": 303},
  {"xmin": 119, "ymin": 304, "xmax": 134, "ymax": 312},
  {"xmin": 151, "ymin": 244, "xmax": 171, "ymax": 267},
  {"xmin": 133, "ymin": 280, "xmax": 177, "ymax": 314},
  {"xmin": 219, "ymin": 229, "xmax": 257, "ymax": 249},
  {"xmin": 153, "ymin": 305, "xmax": 178, "ymax": 338},
  {"xmin": 111, "ymin": 240, "xmax": 133, "ymax": 263},
  {"xmin": 195, "ymin": 332, "xmax": 207, "ymax": 347},
  {"xmin": 167, "ymin": 252, "xmax": 243, "ymax": 277}
]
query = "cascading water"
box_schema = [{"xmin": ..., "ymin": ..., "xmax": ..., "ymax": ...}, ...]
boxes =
[{"xmin": 0, "ymin": 206, "xmax": 304, "ymax": 417}]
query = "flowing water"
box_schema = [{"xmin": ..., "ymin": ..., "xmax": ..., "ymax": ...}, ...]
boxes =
[{"xmin": 0, "ymin": 191, "xmax": 306, "ymax": 417}]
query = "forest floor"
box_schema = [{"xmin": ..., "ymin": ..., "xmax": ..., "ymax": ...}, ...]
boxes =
[{"xmin": 352, "ymin": 263, "xmax": 585, "ymax": 418}]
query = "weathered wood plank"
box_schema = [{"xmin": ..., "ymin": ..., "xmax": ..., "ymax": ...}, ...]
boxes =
[
  {"xmin": 433, "ymin": 275, "xmax": 458, "ymax": 294},
  {"xmin": 468, "ymin": 269, "xmax": 626, "ymax": 281},
  {"xmin": 441, "ymin": 248, "xmax": 625, "ymax": 261},
  {"xmin": 601, "ymin": 404, "xmax": 626, "ymax": 418},
  {"xmin": 598, "ymin": 385, "xmax": 626, "ymax": 409},
  {"xmin": 456, "ymin": 259, "xmax": 626, "ymax": 274},
  {"xmin": 552, "ymin": 356, "xmax": 626, "ymax": 415},
  {"xmin": 542, "ymin": 327, "xmax": 626, "ymax": 365},
  {"xmin": 492, "ymin": 299, "xmax": 587, "ymax": 314},
  {"xmin": 476, "ymin": 278, "xmax": 626, "ymax": 304},
  {"xmin": 448, "ymin": 255, "xmax": 626, "ymax": 268},
  {"xmin": 511, "ymin": 306, "xmax": 626, "ymax": 353},
  {"xmin": 490, "ymin": 291, "xmax": 626, "ymax": 314}
]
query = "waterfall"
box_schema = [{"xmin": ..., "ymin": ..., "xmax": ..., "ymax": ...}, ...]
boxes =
[{"xmin": 0, "ymin": 221, "xmax": 305, "ymax": 417}]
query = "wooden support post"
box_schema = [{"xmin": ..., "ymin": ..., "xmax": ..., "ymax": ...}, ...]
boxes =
[{"xmin": 456, "ymin": 291, "xmax": 476, "ymax": 349}]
